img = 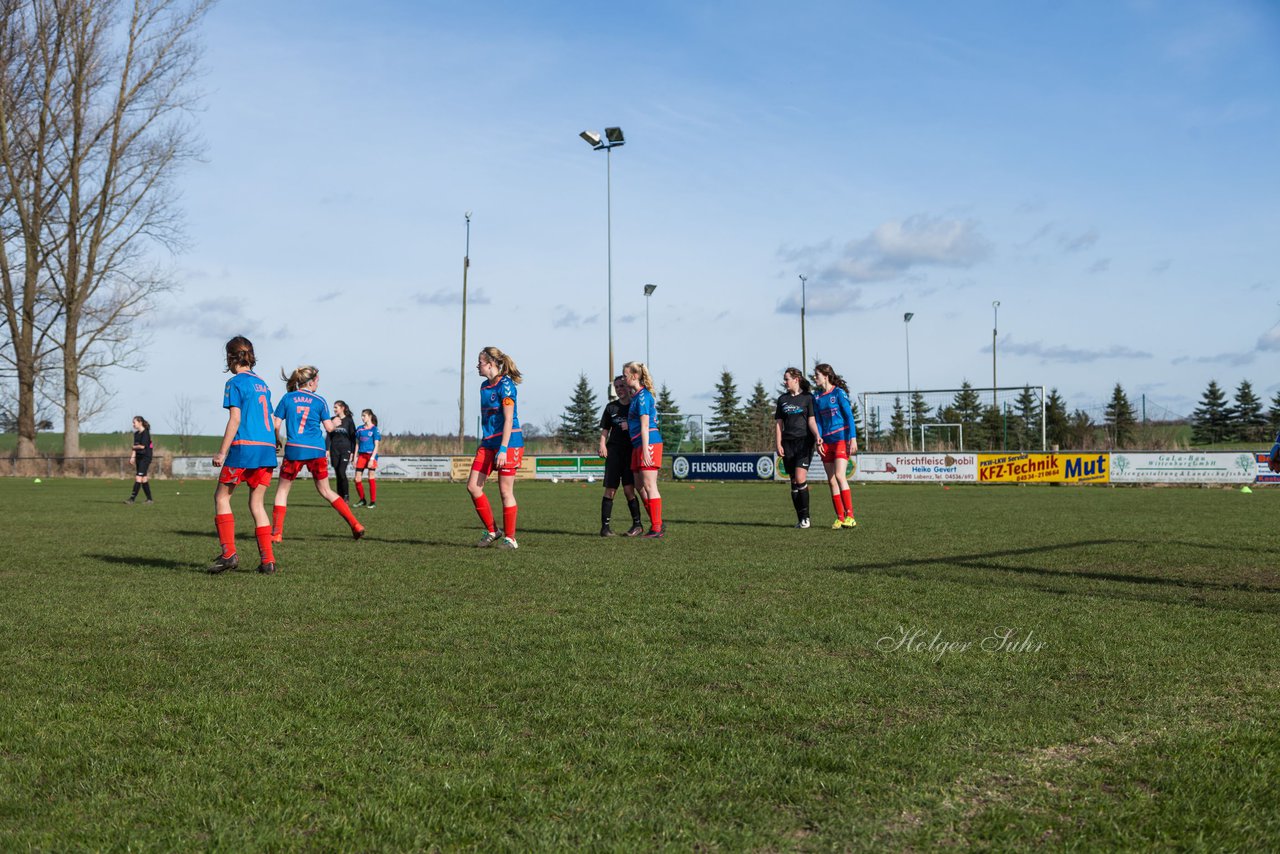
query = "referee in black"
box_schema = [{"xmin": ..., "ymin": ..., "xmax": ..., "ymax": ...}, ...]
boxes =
[
  {"xmin": 329, "ymin": 399, "xmax": 358, "ymax": 503},
  {"xmin": 775, "ymin": 367, "xmax": 822, "ymax": 528},
  {"xmin": 598, "ymin": 376, "xmax": 644, "ymax": 537}
]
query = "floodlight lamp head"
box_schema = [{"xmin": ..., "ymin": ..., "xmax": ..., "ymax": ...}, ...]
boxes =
[
  {"xmin": 993, "ymin": 300, "xmax": 1000, "ymax": 308},
  {"xmin": 579, "ymin": 130, "xmax": 601, "ymax": 147},
  {"xmin": 904, "ymin": 312, "xmax": 914, "ymax": 323},
  {"xmin": 644, "ymin": 283, "xmax": 657, "ymax": 296},
  {"xmin": 604, "ymin": 126, "xmax": 625, "ymax": 144}
]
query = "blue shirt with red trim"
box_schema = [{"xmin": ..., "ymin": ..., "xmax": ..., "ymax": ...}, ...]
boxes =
[
  {"xmin": 274, "ymin": 389, "xmax": 331, "ymax": 461},
  {"xmin": 814, "ymin": 386, "xmax": 856, "ymax": 445},
  {"xmin": 627, "ymin": 387, "xmax": 661, "ymax": 448},
  {"xmin": 479, "ymin": 376, "xmax": 523, "ymax": 450},
  {"xmin": 356, "ymin": 424, "xmax": 381, "ymax": 454},
  {"xmin": 222, "ymin": 371, "xmax": 277, "ymax": 469}
]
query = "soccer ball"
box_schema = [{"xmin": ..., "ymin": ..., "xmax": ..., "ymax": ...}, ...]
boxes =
[
  {"xmin": 550, "ymin": 477, "xmax": 559, "ymax": 484},
  {"xmin": 586, "ymin": 476, "xmax": 595, "ymax": 483}
]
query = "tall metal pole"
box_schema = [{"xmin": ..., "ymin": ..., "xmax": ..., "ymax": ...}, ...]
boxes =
[
  {"xmin": 645, "ymin": 288, "xmax": 651, "ymax": 366},
  {"xmin": 799, "ymin": 274, "xmax": 808, "ymax": 370},
  {"xmin": 992, "ymin": 300, "xmax": 1000, "ymax": 410},
  {"xmin": 457, "ymin": 213, "xmax": 471, "ymax": 453},
  {"xmin": 904, "ymin": 312, "xmax": 913, "ymax": 449},
  {"xmin": 606, "ymin": 146, "xmax": 614, "ymax": 393}
]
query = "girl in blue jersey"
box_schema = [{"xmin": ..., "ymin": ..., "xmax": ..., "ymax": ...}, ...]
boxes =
[
  {"xmin": 270, "ymin": 365, "xmax": 365, "ymax": 543},
  {"xmin": 813, "ymin": 363, "xmax": 857, "ymax": 529},
  {"xmin": 354, "ymin": 409, "xmax": 381, "ymax": 507},
  {"xmin": 624, "ymin": 361, "xmax": 664, "ymax": 538},
  {"xmin": 210, "ymin": 336, "xmax": 279, "ymax": 574},
  {"xmin": 468, "ymin": 346, "xmax": 524, "ymax": 549}
]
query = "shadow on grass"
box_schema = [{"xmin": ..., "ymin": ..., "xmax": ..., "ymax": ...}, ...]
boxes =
[
  {"xmin": 515, "ymin": 527, "xmax": 601, "ymax": 539},
  {"xmin": 834, "ymin": 539, "xmax": 1280, "ymax": 595},
  {"xmin": 86, "ymin": 553, "xmax": 201, "ymax": 572}
]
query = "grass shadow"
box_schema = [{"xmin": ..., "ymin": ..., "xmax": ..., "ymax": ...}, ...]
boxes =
[{"xmin": 86, "ymin": 553, "xmax": 201, "ymax": 572}]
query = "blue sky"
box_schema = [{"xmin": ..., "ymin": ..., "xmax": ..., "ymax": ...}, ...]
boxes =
[{"xmin": 102, "ymin": 0, "xmax": 1280, "ymax": 436}]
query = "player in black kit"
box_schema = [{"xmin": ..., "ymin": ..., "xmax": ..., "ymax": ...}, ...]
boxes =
[
  {"xmin": 774, "ymin": 367, "xmax": 822, "ymax": 528},
  {"xmin": 125, "ymin": 415, "xmax": 154, "ymax": 504},
  {"xmin": 598, "ymin": 375, "xmax": 644, "ymax": 537}
]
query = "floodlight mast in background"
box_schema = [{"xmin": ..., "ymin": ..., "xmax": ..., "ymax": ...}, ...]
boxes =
[
  {"xmin": 799, "ymin": 274, "xmax": 808, "ymax": 371},
  {"xmin": 458, "ymin": 212, "xmax": 472, "ymax": 453},
  {"xmin": 904, "ymin": 312, "xmax": 914, "ymax": 448},
  {"xmin": 580, "ymin": 126, "xmax": 625, "ymax": 396},
  {"xmin": 644, "ymin": 283, "xmax": 657, "ymax": 367},
  {"xmin": 992, "ymin": 300, "xmax": 1000, "ymax": 410}
]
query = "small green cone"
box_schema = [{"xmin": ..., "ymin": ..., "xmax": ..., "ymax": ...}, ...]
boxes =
[
  {"xmin": 33, "ymin": 478, "xmax": 42, "ymax": 483},
  {"xmin": 1241, "ymin": 486, "xmax": 1253, "ymax": 494}
]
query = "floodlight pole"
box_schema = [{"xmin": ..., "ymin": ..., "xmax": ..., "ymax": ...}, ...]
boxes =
[
  {"xmin": 581, "ymin": 127, "xmax": 625, "ymax": 397},
  {"xmin": 799, "ymin": 274, "xmax": 808, "ymax": 370},
  {"xmin": 644, "ymin": 283, "xmax": 657, "ymax": 367},
  {"xmin": 992, "ymin": 300, "xmax": 1000, "ymax": 410},
  {"xmin": 904, "ymin": 312, "xmax": 914, "ymax": 449},
  {"xmin": 457, "ymin": 212, "xmax": 471, "ymax": 454}
]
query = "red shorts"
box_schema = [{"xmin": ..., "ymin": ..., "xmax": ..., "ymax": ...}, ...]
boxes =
[
  {"xmin": 356, "ymin": 452, "xmax": 378, "ymax": 471},
  {"xmin": 631, "ymin": 443, "xmax": 663, "ymax": 472},
  {"xmin": 472, "ymin": 446, "xmax": 524, "ymax": 478},
  {"xmin": 280, "ymin": 457, "xmax": 329, "ymax": 480},
  {"xmin": 218, "ymin": 465, "xmax": 273, "ymax": 489},
  {"xmin": 820, "ymin": 440, "xmax": 849, "ymax": 465}
]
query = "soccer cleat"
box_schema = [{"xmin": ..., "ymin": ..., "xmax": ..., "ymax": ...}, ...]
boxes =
[
  {"xmin": 831, "ymin": 519, "xmax": 845, "ymax": 530},
  {"xmin": 352, "ymin": 526, "xmax": 366, "ymax": 540},
  {"xmin": 476, "ymin": 530, "xmax": 500, "ymax": 548},
  {"xmin": 600, "ymin": 526, "xmax": 615, "ymax": 537},
  {"xmin": 623, "ymin": 524, "xmax": 645, "ymax": 538},
  {"xmin": 355, "ymin": 499, "xmax": 367, "ymax": 507},
  {"xmin": 642, "ymin": 527, "xmax": 665, "ymax": 539},
  {"xmin": 843, "ymin": 517, "xmax": 857, "ymax": 528},
  {"xmin": 256, "ymin": 561, "xmax": 278, "ymax": 575},
  {"xmin": 123, "ymin": 498, "xmax": 135, "ymax": 505},
  {"xmin": 495, "ymin": 536, "xmax": 519, "ymax": 549},
  {"xmin": 207, "ymin": 553, "xmax": 239, "ymax": 574},
  {"xmin": 144, "ymin": 499, "xmax": 154, "ymax": 505},
  {"xmin": 796, "ymin": 518, "xmax": 811, "ymax": 529},
  {"xmin": 367, "ymin": 503, "xmax": 377, "ymax": 509}
]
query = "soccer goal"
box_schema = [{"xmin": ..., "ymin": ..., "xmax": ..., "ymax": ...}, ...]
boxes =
[{"xmin": 859, "ymin": 386, "xmax": 1047, "ymax": 452}]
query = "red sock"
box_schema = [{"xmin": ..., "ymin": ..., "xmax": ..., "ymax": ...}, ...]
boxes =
[
  {"xmin": 272, "ymin": 505, "xmax": 287, "ymax": 537},
  {"xmin": 355, "ymin": 480, "xmax": 365, "ymax": 501},
  {"xmin": 215, "ymin": 513, "xmax": 236, "ymax": 557},
  {"xmin": 832, "ymin": 494, "xmax": 844, "ymax": 519},
  {"xmin": 650, "ymin": 497, "xmax": 663, "ymax": 530},
  {"xmin": 255, "ymin": 525, "xmax": 275, "ymax": 563},
  {"xmin": 473, "ymin": 494, "xmax": 496, "ymax": 532},
  {"xmin": 503, "ymin": 504, "xmax": 518, "ymax": 540},
  {"xmin": 369, "ymin": 478, "xmax": 377, "ymax": 503},
  {"xmin": 842, "ymin": 489, "xmax": 853, "ymax": 519},
  {"xmin": 331, "ymin": 497, "xmax": 360, "ymax": 530}
]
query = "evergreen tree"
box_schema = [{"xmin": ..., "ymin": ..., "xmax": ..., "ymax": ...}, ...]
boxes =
[
  {"xmin": 1231, "ymin": 379, "xmax": 1266, "ymax": 442},
  {"xmin": 708, "ymin": 370, "xmax": 744, "ymax": 451},
  {"xmin": 1190, "ymin": 380, "xmax": 1231, "ymax": 445},
  {"xmin": 909, "ymin": 391, "xmax": 931, "ymax": 443},
  {"xmin": 889, "ymin": 396, "xmax": 907, "ymax": 447},
  {"xmin": 1103, "ymin": 383, "xmax": 1137, "ymax": 448},
  {"xmin": 867, "ymin": 404, "xmax": 882, "ymax": 449},
  {"xmin": 656, "ymin": 384, "xmax": 685, "ymax": 450},
  {"xmin": 1268, "ymin": 390, "xmax": 1280, "ymax": 438},
  {"xmin": 849, "ymin": 397, "xmax": 861, "ymax": 444},
  {"xmin": 558, "ymin": 373, "xmax": 599, "ymax": 451},
  {"xmin": 979, "ymin": 404, "xmax": 1004, "ymax": 450},
  {"xmin": 1015, "ymin": 385, "xmax": 1040, "ymax": 450},
  {"xmin": 952, "ymin": 381, "xmax": 983, "ymax": 426},
  {"xmin": 1045, "ymin": 388, "xmax": 1069, "ymax": 448},
  {"xmin": 739, "ymin": 380, "xmax": 775, "ymax": 451},
  {"xmin": 1067, "ymin": 408, "xmax": 1095, "ymax": 449}
]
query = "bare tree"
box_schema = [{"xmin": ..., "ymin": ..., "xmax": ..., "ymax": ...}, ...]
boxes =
[
  {"xmin": 0, "ymin": 0, "xmax": 69, "ymax": 458},
  {"xmin": 167, "ymin": 391, "xmax": 193, "ymax": 453},
  {"xmin": 42, "ymin": 0, "xmax": 211, "ymax": 457}
]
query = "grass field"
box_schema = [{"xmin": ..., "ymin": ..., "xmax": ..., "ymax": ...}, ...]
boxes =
[{"xmin": 2, "ymin": 478, "xmax": 1278, "ymax": 850}]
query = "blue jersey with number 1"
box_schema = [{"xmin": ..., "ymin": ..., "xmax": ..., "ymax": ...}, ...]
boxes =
[
  {"xmin": 223, "ymin": 371, "xmax": 277, "ymax": 469},
  {"xmin": 274, "ymin": 390, "xmax": 331, "ymax": 461}
]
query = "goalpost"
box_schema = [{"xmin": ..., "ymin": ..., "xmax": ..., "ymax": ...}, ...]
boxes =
[{"xmin": 859, "ymin": 386, "xmax": 1047, "ymax": 452}]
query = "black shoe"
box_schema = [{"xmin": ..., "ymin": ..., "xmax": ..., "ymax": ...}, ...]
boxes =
[
  {"xmin": 355, "ymin": 499, "xmax": 366, "ymax": 507},
  {"xmin": 368, "ymin": 503, "xmax": 376, "ymax": 509},
  {"xmin": 256, "ymin": 561, "xmax": 277, "ymax": 575},
  {"xmin": 641, "ymin": 527, "xmax": 665, "ymax": 539},
  {"xmin": 623, "ymin": 524, "xmax": 644, "ymax": 537},
  {"xmin": 600, "ymin": 526, "xmax": 615, "ymax": 537},
  {"xmin": 352, "ymin": 526, "xmax": 366, "ymax": 540},
  {"xmin": 208, "ymin": 553, "xmax": 239, "ymax": 574}
]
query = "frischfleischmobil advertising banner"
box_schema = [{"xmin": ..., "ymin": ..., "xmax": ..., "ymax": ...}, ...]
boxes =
[
  {"xmin": 174, "ymin": 455, "xmax": 455, "ymax": 479},
  {"xmin": 855, "ymin": 453, "xmax": 977, "ymax": 482},
  {"xmin": 1110, "ymin": 452, "xmax": 1257, "ymax": 483}
]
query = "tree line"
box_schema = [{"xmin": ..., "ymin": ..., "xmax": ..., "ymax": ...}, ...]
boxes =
[{"xmin": 1, "ymin": 0, "xmax": 211, "ymax": 460}]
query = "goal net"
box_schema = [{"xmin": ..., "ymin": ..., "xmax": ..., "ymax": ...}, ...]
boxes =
[{"xmin": 858, "ymin": 386, "xmax": 1046, "ymax": 453}]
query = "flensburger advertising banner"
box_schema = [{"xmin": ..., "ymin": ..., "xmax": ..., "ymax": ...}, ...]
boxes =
[
  {"xmin": 856, "ymin": 453, "xmax": 977, "ymax": 483},
  {"xmin": 1110, "ymin": 452, "xmax": 1257, "ymax": 484},
  {"xmin": 978, "ymin": 453, "xmax": 1109, "ymax": 484},
  {"xmin": 673, "ymin": 453, "xmax": 775, "ymax": 481}
]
